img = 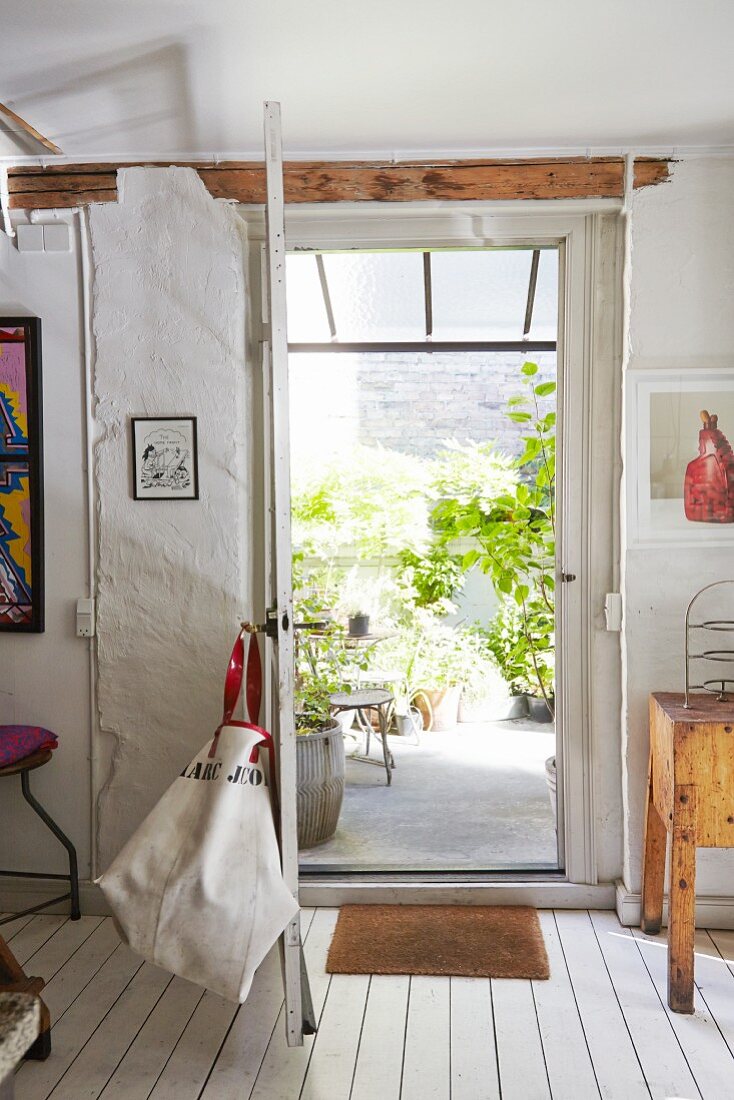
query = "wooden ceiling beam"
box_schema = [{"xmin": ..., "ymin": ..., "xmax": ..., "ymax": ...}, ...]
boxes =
[
  {"xmin": 0, "ymin": 102, "xmax": 62, "ymax": 155},
  {"xmin": 6, "ymin": 156, "xmax": 670, "ymax": 210}
]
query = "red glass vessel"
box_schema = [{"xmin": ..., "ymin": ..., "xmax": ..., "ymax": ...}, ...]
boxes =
[{"xmin": 684, "ymin": 410, "xmax": 734, "ymax": 523}]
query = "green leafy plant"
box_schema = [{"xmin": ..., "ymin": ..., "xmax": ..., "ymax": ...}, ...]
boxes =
[
  {"xmin": 292, "ymin": 445, "xmax": 431, "ymax": 561},
  {"xmin": 435, "ymin": 362, "xmax": 556, "ymax": 712},
  {"xmin": 396, "ymin": 545, "xmax": 464, "ymax": 616},
  {"xmin": 486, "ymin": 600, "xmax": 554, "ymax": 699}
]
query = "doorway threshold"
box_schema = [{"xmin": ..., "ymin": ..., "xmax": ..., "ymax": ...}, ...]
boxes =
[{"xmin": 299, "ymin": 875, "xmax": 615, "ymax": 909}]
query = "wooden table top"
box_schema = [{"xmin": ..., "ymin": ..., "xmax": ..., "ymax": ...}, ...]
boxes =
[{"xmin": 652, "ymin": 691, "xmax": 734, "ymax": 723}]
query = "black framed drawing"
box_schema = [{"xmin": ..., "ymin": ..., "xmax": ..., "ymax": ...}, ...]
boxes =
[
  {"xmin": 131, "ymin": 416, "xmax": 199, "ymax": 501},
  {"xmin": 0, "ymin": 317, "xmax": 44, "ymax": 632}
]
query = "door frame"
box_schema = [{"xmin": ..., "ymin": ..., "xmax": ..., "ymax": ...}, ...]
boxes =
[{"xmin": 243, "ymin": 199, "xmax": 624, "ymax": 896}]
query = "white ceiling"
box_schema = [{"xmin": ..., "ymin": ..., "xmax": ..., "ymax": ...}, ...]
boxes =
[{"xmin": 2, "ymin": 0, "xmax": 734, "ymax": 161}]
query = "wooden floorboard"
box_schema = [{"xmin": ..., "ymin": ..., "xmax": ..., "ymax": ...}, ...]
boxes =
[
  {"xmin": 350, "ymin": 975, "xmax": 410, "ymax": 1100},
  {"xmin": 590, "ymin": 911, "xmax": 700, "ymax": 1099},
  {"xmin": 554, "ymin": 910, "xmax": 650, "ymax": 1099},
  {"xmin": 632, "ymin": 926, "xmax": 734, "ymax": 1099},
  {"xmin": 8, "ymin": 910, "xmax": 734, "ymax": 1099},
  {"xmin": 534, "ymin": 912, "xmax": 599, "ymax": 1100}
]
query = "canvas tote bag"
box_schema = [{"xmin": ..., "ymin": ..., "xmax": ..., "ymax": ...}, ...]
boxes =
[{"xmin": 97, "ymin": 630, "xmax": 298, "ymax": 1002}]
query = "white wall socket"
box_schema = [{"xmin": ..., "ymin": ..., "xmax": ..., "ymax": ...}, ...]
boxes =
[{"xmin": 76, "ymin": 597, "xmax": 96, "ymax": 638}]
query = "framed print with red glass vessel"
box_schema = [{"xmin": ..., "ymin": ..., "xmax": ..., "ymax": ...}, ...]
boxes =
[{"xmin": 627, "ymin": 368, "xmax": 734, "ymax": 546}]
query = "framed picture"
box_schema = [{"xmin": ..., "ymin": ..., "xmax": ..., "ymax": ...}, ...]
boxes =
[
  {"xmin": 626, "ymin": 367, "xmax": 734, "ymax": 546},
  {"xmin": 131, "ymin": 417, "xmax": 199, "ymax": 501},
  {"xmin": 0, "ymin": 317, "xmax": 44, "ymax": 632}
]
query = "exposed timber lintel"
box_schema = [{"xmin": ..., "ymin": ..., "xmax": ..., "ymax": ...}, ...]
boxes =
[{"xmin": 6, "ymin": 156, "xmax": 671, "ymax": 211}]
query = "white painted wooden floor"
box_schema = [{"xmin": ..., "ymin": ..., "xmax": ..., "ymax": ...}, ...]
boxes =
[{"xmin": 5, "ymin": 908, "xmax": 734, "ymax": 1099}]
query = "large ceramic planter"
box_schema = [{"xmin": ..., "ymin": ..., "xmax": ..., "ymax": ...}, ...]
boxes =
[
  {"xmin": 421, "ymin": 686, "xmax": 462, "ymax": 731},
  {"xmin": 296, "ymin": 719, "xmax": 344, "ymax": 848},
  {"xmin": 528, "ymin": 695, "xmax": 555, "ymax": 723}
]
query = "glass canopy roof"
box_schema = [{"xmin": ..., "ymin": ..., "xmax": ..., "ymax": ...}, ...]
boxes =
[{"xmin": 286, "ymin": 247, "xmax": 557, "ymax": 349}]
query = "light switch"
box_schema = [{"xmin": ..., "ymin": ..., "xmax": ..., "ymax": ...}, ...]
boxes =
[
  {"xmin": 43, "ymin": 223, "xmax": 71, "ymax": 252},
  {"xmin": 76, "ymin": 597, "xmax": 96, "ymax": 638},
  {"xmin": 15, "ymin": 224, "xmax": 44, "ymax": 252}
]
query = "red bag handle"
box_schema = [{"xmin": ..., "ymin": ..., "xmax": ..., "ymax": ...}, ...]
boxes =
[
  {"xmin": 219, "ymin": 627, "xmax": 262, "ymax": 729},
  {"xmin": 208, "ymin": 627, "xmax": 269, "ymax": 761}
]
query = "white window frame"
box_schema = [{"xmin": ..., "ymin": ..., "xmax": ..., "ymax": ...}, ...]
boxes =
[{"xmin": 242, "ymin": 199, "xmax": 623, "ymax": 902}]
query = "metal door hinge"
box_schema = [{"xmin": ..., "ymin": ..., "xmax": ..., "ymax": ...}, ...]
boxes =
[{"xmin": 561, "ymin": 572, "xmax": 576, "ymax": 583}]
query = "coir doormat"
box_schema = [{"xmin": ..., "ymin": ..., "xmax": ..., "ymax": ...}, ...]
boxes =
[{"xmin": 326, "ymin": 904, "xmax": 549, "ymax": 979}]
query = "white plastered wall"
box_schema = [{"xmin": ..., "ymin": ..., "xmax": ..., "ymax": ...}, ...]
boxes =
[
  {"xmin": 622, "ymin": 157, "xmax": 734, "ymax": 899},
  {"xmin": 88, "ymin": 167, "xmax": 252, "ymax": 869}
]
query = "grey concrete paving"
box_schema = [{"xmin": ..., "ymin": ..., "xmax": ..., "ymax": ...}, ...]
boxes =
[{"xmin": 299, "ymin": 719, "xmax": 558, "ymax": 871}]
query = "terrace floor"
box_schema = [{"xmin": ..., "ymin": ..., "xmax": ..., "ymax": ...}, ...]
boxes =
[{"xmin": 299, "ymin": 719, "xmax": 558, "ymax": 872}]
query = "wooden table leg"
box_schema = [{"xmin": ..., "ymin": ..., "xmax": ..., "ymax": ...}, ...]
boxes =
[
  {"xmin": 0, "ymin": 935, "xmax": 49, "ymax": 1059},
  {"xmin": 641, "ymin": 748, "xmax": 667, "ymax": 934},
  {"xmin": 668, "ymin": 784, "xmax": 697, "ymax": 1014}
]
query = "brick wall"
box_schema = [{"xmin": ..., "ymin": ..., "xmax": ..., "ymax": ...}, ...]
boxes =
[{"xmin": 354, "ymin": 350, "xmax": 556, "ymax": 458}]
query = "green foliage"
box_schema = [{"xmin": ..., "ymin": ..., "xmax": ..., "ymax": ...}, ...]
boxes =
[
  {"xmin": 486, "ymin": 600, "xmax": 555, "ymax": 698},
  {"xmin": 374, "ymin": 614, "xmax": 501, "ymax": 695},
  {"xmin": 430, "ymin": 440, "xmax": 517, "ymax": 511},
  {"xmin": 292, "ymin": 445, "xmax": 431, "ymax": 561},
  {"xmin": 290, "ymin": 359, "xmax": 557, "ymax": 707},
  {"xmin": 396, "ymin": 545, "xmax": 464, "ymax": 615},
  {"xmin": 435, "ymin": 363, "xmax": 557, "ymax": 709},
  {"xmin": 294, "ymin": 622, "xmax": 369, "ymax": 735}
]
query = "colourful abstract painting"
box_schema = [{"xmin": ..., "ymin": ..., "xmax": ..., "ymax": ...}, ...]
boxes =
[{"xmin": 0, "ymin": 318, "xmax": 43, "ymax": 631}]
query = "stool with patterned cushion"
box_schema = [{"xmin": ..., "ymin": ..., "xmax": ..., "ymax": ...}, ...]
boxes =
[{"xmin": 0, "ymin": 732, "xmax": 80, "ymax": 926}]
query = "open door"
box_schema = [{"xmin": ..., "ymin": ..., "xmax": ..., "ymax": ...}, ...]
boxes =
[{"xmin": 261, "ymin": 101, "xmax": 316, "ymax": 1047}]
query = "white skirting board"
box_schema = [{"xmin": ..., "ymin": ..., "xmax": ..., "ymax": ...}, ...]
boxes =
[
  {"xmin": 0, "ymin": 877, "xmax": 110, "ymax": 917},
  {"xmin": 0, "ymin": 877, "xmax": 617, "ymax": 916},
  {"xmin": 615, "ymin": 879, "xmax": 734, "ymax": 929}
]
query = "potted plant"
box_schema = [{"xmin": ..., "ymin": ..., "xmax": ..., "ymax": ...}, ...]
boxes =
[
  {"xmin": 294, "ymin": 625, "xmax": 349, "ymax": 849},
  {"xmin": 455, "ymin": 626, "xmax": 518, "ymax": 723},
  {"xmin": 485, "ymin": 601, "xmax": 554, "ymax": 720},
  {"xmin": 376, "ymin": 616, "xmax": 463, "ymax": 732}
]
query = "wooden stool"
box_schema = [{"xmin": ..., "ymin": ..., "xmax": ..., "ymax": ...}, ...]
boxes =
[
  {"xmin": 641, "ymin": 692, "xmax": 734, "ymax": 1013},
  {"xmin": 0, "ymin": 749, "xmax": 80, "ymax": 925}
]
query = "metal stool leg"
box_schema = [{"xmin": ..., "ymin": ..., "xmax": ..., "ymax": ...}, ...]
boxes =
[
  {"xmin": 356, "ymin": 709, "xmax": 371, "ymax": 756},
  {"xmin": 20, "ymin": 771, "xmax": 81, "ymax": 920}
]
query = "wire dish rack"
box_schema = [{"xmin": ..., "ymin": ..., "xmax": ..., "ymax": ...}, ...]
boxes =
[{"xmin": 685, "ymin": 580, "xmax": 734, "ymax": 707}]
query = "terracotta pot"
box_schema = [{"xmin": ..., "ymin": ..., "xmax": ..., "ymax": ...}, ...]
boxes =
[
  {"xmin": 420, "ymin": 686, "xmax": 462, "ymax": 731},
  {"xmin": 296, "ymin": 719, "xmax": 344, "ymax": 848}
]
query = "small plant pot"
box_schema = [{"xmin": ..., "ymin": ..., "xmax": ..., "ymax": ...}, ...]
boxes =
[
  {"xmin": 296, "ymin": 719, "xmax": 344, "ymax": 848},
  {"xmin": 528, "ymin": 695, "xmax": 554, "ymax": 723},
  {"xmin": 395, "ymin": 711, "xmax": 421, "ymax": 739},
  {"xmin": 348, "ymin": 613, "xmax": 370, "ymax": 637}
]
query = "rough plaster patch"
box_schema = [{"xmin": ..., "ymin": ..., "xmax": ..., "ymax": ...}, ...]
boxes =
[{"xmin": 89, "ymin": 167, "xmax": 250, "ymax": 868}]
